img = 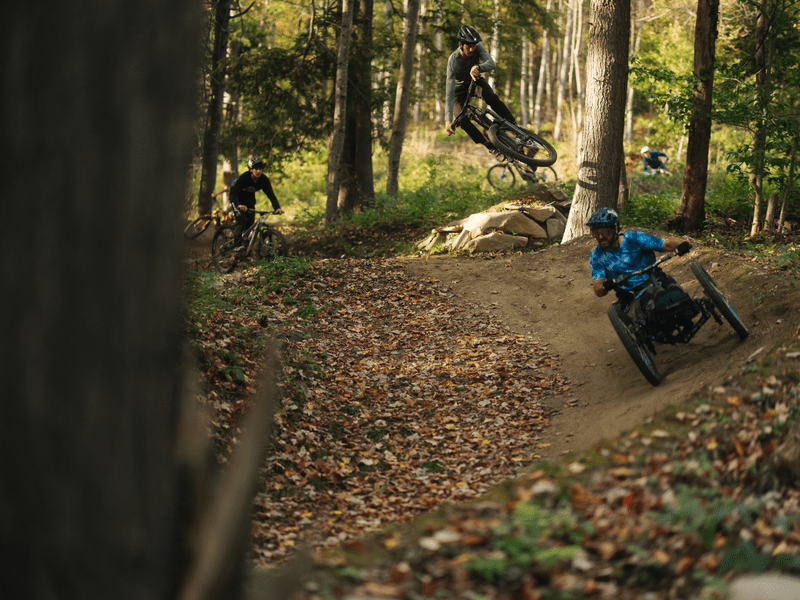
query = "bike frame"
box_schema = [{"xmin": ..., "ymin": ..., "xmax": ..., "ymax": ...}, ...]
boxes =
[{"xmin": 236, "ymin": 209, "xmax": 280, "ymax": 255}]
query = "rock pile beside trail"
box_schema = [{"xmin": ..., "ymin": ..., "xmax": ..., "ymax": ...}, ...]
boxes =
[{"xmin": 417, "ymin": 184, "xmax": 571, "ymax": 253}]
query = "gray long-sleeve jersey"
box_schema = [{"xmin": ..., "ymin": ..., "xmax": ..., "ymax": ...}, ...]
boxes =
[{"xmin": 444, "ymin": 42, "xmax": 496, "ymax": 123}]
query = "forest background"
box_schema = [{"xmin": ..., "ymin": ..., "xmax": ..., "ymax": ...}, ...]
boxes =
[{"xmin": 190, "ymin": 0, "xmax": 800, "ymax": 245}]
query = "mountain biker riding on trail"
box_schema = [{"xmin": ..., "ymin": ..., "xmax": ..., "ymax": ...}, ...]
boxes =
[
  {"xmin": 588, "ymin": 208, "xmax": 691, "ymax": 307},
  {"xmin": 229, "ymin": 156, "xmax": 284, "ymax": 240},
  {"xmin": 640, "ymin": 146, "xmax": 669, "ymax": 175},
  {"xmin": 444, "ymin": 25, "xmax": 517, "ymax": 157}
]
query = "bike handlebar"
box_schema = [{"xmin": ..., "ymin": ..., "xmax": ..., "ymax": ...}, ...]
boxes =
[{"xmin": 607, "ymin": 250, "xmax": 679, "ymax": 291}]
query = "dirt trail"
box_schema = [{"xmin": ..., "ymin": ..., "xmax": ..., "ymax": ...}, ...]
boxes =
[{"xmin": 403, "ymin": 234, "xmax": 799, "ymax": 460}]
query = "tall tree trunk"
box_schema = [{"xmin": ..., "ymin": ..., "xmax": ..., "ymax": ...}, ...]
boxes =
[
  {"xmin": 520, "ymin": 31, "xmax": 529, "ymax": 128},
  {"xmin": 488, "ymin": 0, "xmax": 501, "ymax": 90},
  {"xmin": 355, "ymin": 0, "xmax": 376, "ymax": 208},
  {"xmin": 562, "ymin": 0, "xmax": 631, "ymax": 243},
  {"xmin": 669, "ymin": 0, "xmax": 719, "ymax": 233},
  {"xmin": 433, "ymin": 0, "xmax": 443, "ymax": 123},
  {"xmin": 413, "ymin": 0, "xmax": 426, "ymax": 125},
  {"xmin": 553, "ymin": 0, "xmax": 574, "ymax": 142},
  {"xmin": 325, "ymin": 0, "xmax": 355, "ymax": 224},
  {"xmin": 571, "ymin": 0, "xmax": 584, "ymax": 134},
  {"xmin": 221, "ymin": 38, "xmax": 240, "ymax": 215},
  {"xmin": 0, "ymin": 1, "xmax": 279, "ymax": 599},
  {"xmin": 198, "ymin": 0, "xmax": 232, "ymax": 217},
  {"xmin": 750, "ymin": 0, "xmax": 768, "ymax": 236},
  {"xmin": 534, "ymin": 0, "xmax": 554, "ymax": 132},
  {"xmin": 778, "ymin": 115, "xmax": 800, "ymax": 233},
  {"xmin": 338, "ymin": 0, "xmax": 375, "ymax": 213},
  {"xmin": 624, "ymin": 0, "xmax": 644, "ymax": 144},
  {"xmin": 750, "ymin": 0, "xmax": 776, "ymax": 236},
  {"xmin": 386, "ymin": 0, "xmax": 421, "ymax": 199}
]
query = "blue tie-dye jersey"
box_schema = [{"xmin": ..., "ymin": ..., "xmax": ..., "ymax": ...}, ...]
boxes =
[{"xmin": 590, "ymin": 231, "xmax": 666, "ymax": 290}]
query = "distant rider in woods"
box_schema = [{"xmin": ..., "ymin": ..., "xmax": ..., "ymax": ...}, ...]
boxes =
[
  {"xmin": 640, "ymin": 146, "xmax": 670, "ymax": 175},
  {"xmin": 444, "ymin": 25, "xmax": 517, "ymax": 157},
  {"xmin": 229, "ymin": 156, "xmax": 284, "ymax": 241}
]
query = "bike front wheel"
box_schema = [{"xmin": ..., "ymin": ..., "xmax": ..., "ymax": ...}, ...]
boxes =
[
  {"xmin": 608, "ymin": 303, "xmax": 662, "ymax": 386},
  {"xmin": 211, "ymin": 224, "xmax": 239, "ymax": 274},
  {"xmin": 690, "ymin": 262, "xmax": 749, "ymax": 340},
  {"xmin": 258, "ymin": 227, "xmax": 288, "ymax": 261},
  {"xmin": 184, "ymin": 215, "xmax": 213, "ymax": 240},
  {"xmin": 487, "ymin": 163, "xmax": 516, "ymax": 191},
  {"xmin": 488, "ymin": 124, "xmax": 558, "ymax": 167}
]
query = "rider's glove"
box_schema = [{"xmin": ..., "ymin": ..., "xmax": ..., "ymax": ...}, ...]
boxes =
[
  {"xmin": 676, "ymin": 241, "xmax": 692, "ymax": 256},
  {"xmin": 602, "ymin": 279, "xmax": 615, "ymax": 292}
]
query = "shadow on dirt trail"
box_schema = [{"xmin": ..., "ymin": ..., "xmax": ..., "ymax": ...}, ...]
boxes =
[{"xmin": 404, "ymin": 231, "xmax": 800, "ymax": 460}]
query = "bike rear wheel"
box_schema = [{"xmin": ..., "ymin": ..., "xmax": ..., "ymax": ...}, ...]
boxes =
[
  {"xmin": 184, "ymin": 215, "xmax": 212, "ymax": 240},
  {"xmin": 608, "ymin": 303, "xmax": 662, "ymax": 386},
  {"xmin": 257, "ymin": 227, "xmax": 288, "ymax": 261},
  {"xmin": 487, "ymin": 163, "xmax": 516, "ymax": 191},
  {"xmin": 690, "ymin": 262, "xmax": 749, "ymax": 340},
  {"xmin": 488, "ymin": 124, "xmax": 558, "ymax": 167},
  {"xmin": 211, "ymin": 224, "xmax": 239, "ymax": 274}
]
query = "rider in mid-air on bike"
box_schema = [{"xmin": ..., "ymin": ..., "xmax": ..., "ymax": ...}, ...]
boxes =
[
  {"xmin": 230, "ymin": 156, "xmax": 284, "ymax": 242},
  {"xmin": 444, "ymin": 25, "xmax": 517, "ymax": 159},
  {"xmin": 588, "ymin": 208, "xmax": 691, "ymax": 312}
]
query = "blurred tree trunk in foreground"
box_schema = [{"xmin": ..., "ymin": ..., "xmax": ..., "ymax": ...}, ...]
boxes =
[{"xmin": 1, "ymin": 1, "xmax": 281, "ymax": 599}]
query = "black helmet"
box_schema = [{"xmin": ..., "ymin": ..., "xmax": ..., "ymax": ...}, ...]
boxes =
[
  {"xmin": 456, "ymin": 25, "xmax": 481, "ymax": 44},
  {"xmin": 587, "ymin": 208, "xmax": 620, "ymax": 230},
  {"xmin": 248, "ymin": 156, "xmax": 265, "ymax": 169}
]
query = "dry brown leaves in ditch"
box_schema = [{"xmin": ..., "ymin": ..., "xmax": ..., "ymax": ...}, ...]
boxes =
[
  {"xmin": 294, "ymin": 361, "xmax": 800, "ymax": 600},
  {"xmin": 186, "ymin": 258, "xmax": 569, "ymax": 566}
]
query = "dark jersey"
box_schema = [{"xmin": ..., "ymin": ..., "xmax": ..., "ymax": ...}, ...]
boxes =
[{"xmin": 229, "ymin": 170, "xmax": 281, "ymax": 211}]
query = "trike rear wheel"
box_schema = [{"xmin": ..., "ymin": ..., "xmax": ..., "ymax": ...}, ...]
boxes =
[
  {"xmin": 690, "ymin": 262, "xmax": 749, "ymax": 340},
  {"xmin": 211, "ymin": 224, "xmax": 239, "ymax": 274},
  {"xmin": 608, "ymin": 303, "xmax": 662, "ymax": 386}
]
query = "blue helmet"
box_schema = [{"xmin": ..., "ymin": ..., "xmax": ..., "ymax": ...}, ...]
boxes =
[{"xmin": 587, "ymin": 208, "xmax": 620, "ymax": 230}]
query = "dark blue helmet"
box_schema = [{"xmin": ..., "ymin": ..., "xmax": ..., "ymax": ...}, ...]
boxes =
[
  {"xmin": 587, "ymin": 208, "xmax": 620, "ymax": 230},
  {"xmin": 456, "ymin": 25, "xmax": 481, "ymax": 44}
]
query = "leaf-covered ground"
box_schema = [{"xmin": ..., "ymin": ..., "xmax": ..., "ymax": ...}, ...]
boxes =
[
  {"xmin": 184, "ymin": 231, "xmax": 800, "ymax": 598},
  {"xmin": 185, "ymin": 257, "xmax": 569, "ymax": 565}
]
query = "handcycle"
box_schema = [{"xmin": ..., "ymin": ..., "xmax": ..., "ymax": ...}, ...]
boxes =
[
  {"xmin": 486, "ymin": 161, "xmax": 557, "ymax": 191},
  {"xmin": 605, "ymin": 253, "xmax": 749, "ymax": 386},
  {"xmin": 211, "ymin": 208, "xmax": 288, "ymax": 274},
  {"xmin": 453, "ymin": 77, "xmax": 557, "ymax": 168}
]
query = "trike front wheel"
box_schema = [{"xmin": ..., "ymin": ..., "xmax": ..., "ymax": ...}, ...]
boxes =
[
  {"xmin": 608, "ymin": 303, "xmax": 662, "ymax": 386},
  {"xmin": 690, "ymin": 262, "xmax": 749, "ymax": 340}
]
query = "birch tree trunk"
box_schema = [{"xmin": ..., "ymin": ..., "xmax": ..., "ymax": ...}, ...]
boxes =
[
  {"xmin": 553, "ymin": 0, "xmax": 574, "ymax": 142},
  {"xmin": 562, "ymin": 0, "xmax": 631, "ymax": 243},
  {"xmin": 386, "ymin": 0, "xmax": 421, "ymax": 198},
  {"xmin": 489, "ymin": 0, "xmax": 501, "ymax": 90},
  {"xmin": 434, "ymin": 0, "xmax": 443, "ymax": 123},
  {"xmin": 325, "ymin": 0, "xmax": 355, "ymax": 224},
  {"xmin": 572, "ymin": 0, "xmax": 584, "ymax": 133},
  {"xmin": 534, "ymin": 0, "xmax": 554, "ymax": 131},
  {"xmin": 413, "ymin": 0, "xmax": 426, "ymax": 125},
  {"xmin": 520, "ymin": 31, "xmax": 529, "ymax": 128}
]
